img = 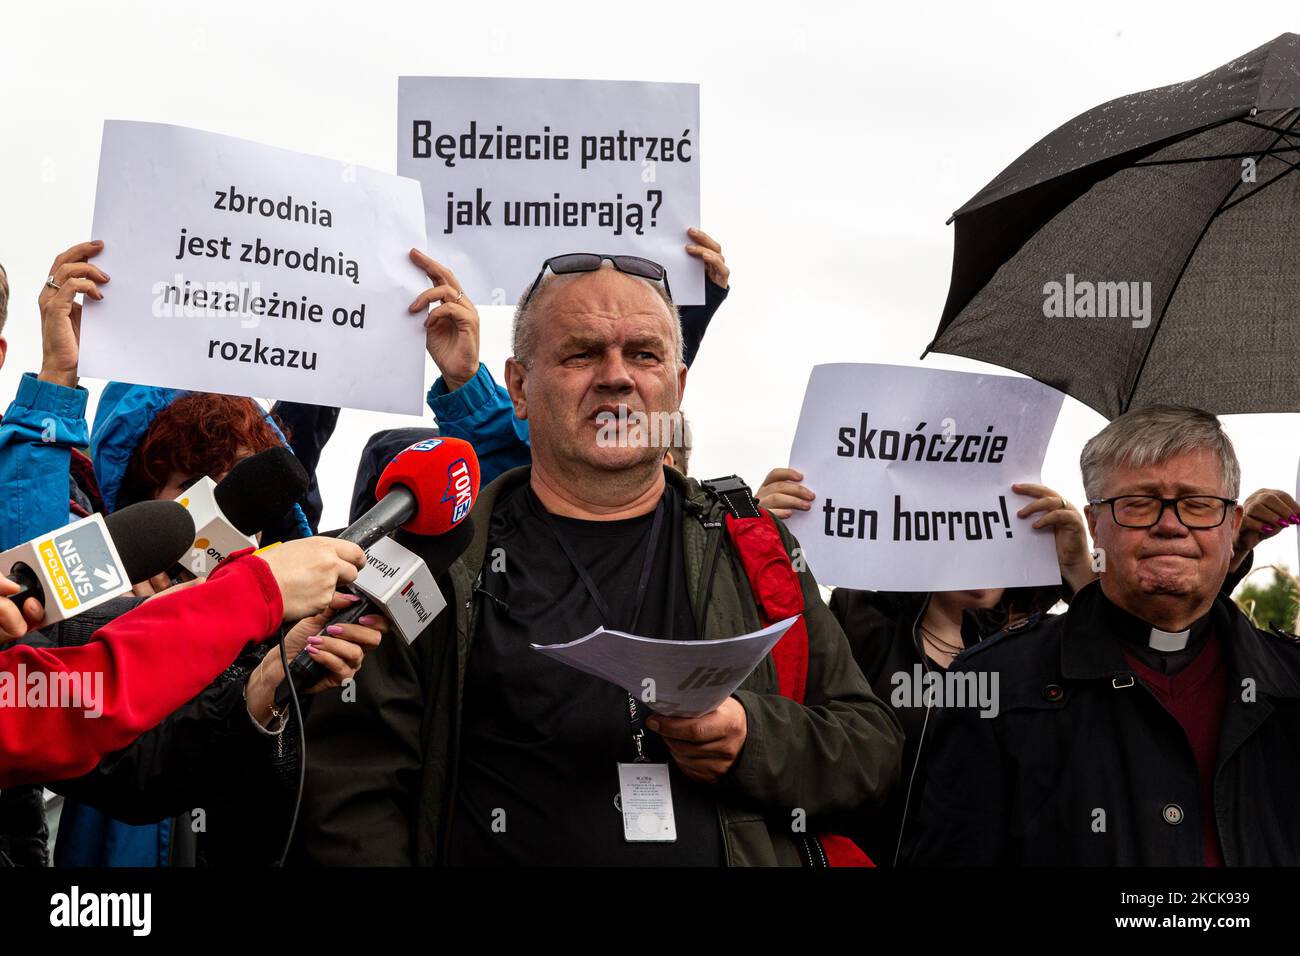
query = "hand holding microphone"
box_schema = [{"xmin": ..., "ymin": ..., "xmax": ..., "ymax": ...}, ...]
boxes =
[
  {"xmin": 0, "ymin": 578, "xmax": 43, "ymax": 644},
  {"xmin": 258, "ymin": 537, "xmax": 366, "ymax": 622},
  {"xmin": 245, "ymin": 591, "xmax": 388, "ymax": 726},
  {"xmin": 2, "ymin": 498, "xmax": 196, "ymax": 632},
  {"xmin": 276, "ymin": 436, "xmax": 480, "ymax": 703}
]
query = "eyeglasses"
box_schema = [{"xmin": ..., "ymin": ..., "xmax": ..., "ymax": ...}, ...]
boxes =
[
  {"xmin": 518, "ymin": 253, "xmax": 671, "ymax": 310},
  {"xmin": 1088, "ymin": 495, "xmax": 1237, "ymax": 529}
]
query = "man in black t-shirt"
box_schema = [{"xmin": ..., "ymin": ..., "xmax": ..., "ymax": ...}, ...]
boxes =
[{"xmin": 298, "ymin": 252, "xmax": 903, "ymax": 866}]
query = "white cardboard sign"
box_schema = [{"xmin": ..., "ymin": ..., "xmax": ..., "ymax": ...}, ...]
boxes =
[
  {"xmin": 81, "ymin": 121, "xmax": 429, "ymax": 414},
  {"xmin": 785, "ymin": 363, "xmax": 1065, "ymax": 592},
  {"xmin": 398, "ymin": 77, "xmax": 703, "ymax": 305}
]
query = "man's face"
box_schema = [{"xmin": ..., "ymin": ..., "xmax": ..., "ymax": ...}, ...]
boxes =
[
  {"xmin": 509, "ymin": 266, "xmax": 686, "ymax": 474},
  {"xmin": 1086, "ymin": 448, "xmax": 1242, "ymax": 611}
]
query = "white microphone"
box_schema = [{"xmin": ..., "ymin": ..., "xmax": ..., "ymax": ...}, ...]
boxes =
[
  {"xmin": 173, "ymin": 445, "xmax": 310, "ymax": 579},
  {"xmin": 352, "ymin": 535, "xmax": 447, "ymax": 645},
  {"xmin": 176, "ymin": 475, "xmax": 258, "ymax": 577}
]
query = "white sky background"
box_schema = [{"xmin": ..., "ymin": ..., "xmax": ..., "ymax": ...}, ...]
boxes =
[{"xmin": 2, "ymin": 0, "xmax": 1298, "ymax": 586}]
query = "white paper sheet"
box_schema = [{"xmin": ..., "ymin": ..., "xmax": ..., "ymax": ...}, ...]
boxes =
[{"xmin": 532, "ymin": 616, "xmax": 798, "ymax": 717}]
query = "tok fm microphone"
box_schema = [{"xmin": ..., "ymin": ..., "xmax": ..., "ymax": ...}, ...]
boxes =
[{"xmin": 276, "ymin": 436, "xmax": 479, "ymax": 703}]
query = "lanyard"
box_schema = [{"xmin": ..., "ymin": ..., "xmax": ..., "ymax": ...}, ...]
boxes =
[
  {"xmin": 533, "ymin": 489, "xmax": 666, "ymax": 761},
  {"xmin": 533, "ymin": 491, "xmax": 666, "ymax": 635}
]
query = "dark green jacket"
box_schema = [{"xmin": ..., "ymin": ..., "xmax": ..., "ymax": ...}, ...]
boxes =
[{"xmin": 298, "ymin": 466, "xmax": 903, "ymax": 865}]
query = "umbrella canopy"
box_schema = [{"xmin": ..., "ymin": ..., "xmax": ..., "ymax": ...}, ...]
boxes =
[{"xmin": 924, "ymin": 33, "xmax": 1300, "ymax": 420}]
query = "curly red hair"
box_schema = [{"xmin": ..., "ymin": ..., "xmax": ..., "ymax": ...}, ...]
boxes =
[{"xmin": 119, "ymin": 393, "xmax": 287, "ymax": 505}]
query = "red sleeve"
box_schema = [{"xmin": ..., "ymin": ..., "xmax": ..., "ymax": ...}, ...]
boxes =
[{"xmin": 0, "ymin": 551, "xmax": 283, "ymax": 788}]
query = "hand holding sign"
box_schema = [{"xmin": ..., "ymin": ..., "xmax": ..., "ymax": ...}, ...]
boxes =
[
  {"xmin": 1012, "ymin": 483, "xmax": 1095, "ymax": 594},
  {"xmin": 408, "ymin": 249, "xmax": 480, "ymax": 392},
  {"xmin": 685, "ymin": 228, "xmax": 729, "ymax": 289},
  {"xmin": 1234, "ymin": 485, "xmax": 1300, "ymax": 573},
  {"xmin": 37, "ymin": 241, "xmax": 110, "ymax": 389},
  {"xmin": 756, "ymin": 467, "xmax": 815, "ymax": 519}
]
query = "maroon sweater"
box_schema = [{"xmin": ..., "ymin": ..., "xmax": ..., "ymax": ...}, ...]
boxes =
[{"xmin": 1124, "ymin": 633, "xmax": 1228, "ymax": 866}]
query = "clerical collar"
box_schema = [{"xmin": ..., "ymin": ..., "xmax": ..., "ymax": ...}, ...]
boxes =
[
  {"xmin": 1098, "ymin": 589, "xmax": 1213, "ymax": 674},
  {"xmin": 1149, "ymin": 625, "xmax": 1190, "ymax": 652}
]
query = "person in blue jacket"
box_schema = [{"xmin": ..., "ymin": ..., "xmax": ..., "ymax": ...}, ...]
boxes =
[{"xmin": 0, "ymin": 243, "xmax": 106, "ymax": 555}]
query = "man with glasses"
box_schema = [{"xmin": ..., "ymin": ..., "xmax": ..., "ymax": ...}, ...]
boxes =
[
  {"xmin": 908, "ymin": 404, "xmax": 1300, "ymax": 866},
  {"xmin": 298, "ymin": 250, "xmax": 902, "ymax": 866}
]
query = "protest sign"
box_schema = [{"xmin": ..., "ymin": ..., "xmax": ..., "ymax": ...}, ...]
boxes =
[
  {"xmin": 785, "ymin": 363, "xmax": 1065, "ymax": 591},
  {"xmin": 398, "ymin": 76, "xmax": 702, "ymax": 305},
  {"xmin": 80, "ymin": 121, "xmax": 429, "ymax": 414}
]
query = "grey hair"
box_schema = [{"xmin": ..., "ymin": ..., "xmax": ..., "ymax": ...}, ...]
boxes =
[
  {"xmin": 1079, "ymin": 404, "xmax": 1240, "ymax": 500},
  {"xmin": 0, "ymin": 261, "xmax": 8, "ymax": 335},
  {"xmin": 511, "ymin": 266, "xmax": 684, "ymax": 369}
]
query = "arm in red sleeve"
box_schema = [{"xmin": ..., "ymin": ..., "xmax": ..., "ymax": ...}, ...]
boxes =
[{"xmin": 0, "ymin": 551, "xmax": 283, "ymax": 788}]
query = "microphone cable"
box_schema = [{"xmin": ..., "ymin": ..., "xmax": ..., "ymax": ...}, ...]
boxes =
[{"xmin": 274, "ymin": 630, "xmax": 308, "ymax": 868}]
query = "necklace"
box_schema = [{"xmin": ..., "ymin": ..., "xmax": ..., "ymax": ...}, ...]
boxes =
[{"xmin": 919, "ymin": 623, "xmax": 964, "ymax": 655}]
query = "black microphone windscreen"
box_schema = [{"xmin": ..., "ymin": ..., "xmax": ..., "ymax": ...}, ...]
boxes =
[
  {"xmin": 105, "ymin": 500, "xmax": 197, "ymax": 583},
  {"xmin": 214, "ymin": 446, "xmax": 309, "ymax": 535}
]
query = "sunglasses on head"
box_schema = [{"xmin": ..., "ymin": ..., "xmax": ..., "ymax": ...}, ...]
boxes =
[{"xmin": 518, "ymin": 253, "xmax": 672, "ymax": 309}]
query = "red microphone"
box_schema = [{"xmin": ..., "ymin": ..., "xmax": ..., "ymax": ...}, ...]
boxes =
[
  {"xmin": 368, "ymin": 436, "xmax": 480, "ymax": 540},
  {"xmin": 277, "ymin": 437, "xmax": 479, "ymax": 702}
]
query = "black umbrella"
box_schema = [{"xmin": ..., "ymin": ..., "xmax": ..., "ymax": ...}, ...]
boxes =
[{"xmin": 923, "ymin": 33, "xmax": 1300, "ymax": 420}]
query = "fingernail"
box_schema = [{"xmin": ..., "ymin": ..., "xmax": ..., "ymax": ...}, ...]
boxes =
[
  {"xmin": 342, "ymin": 593, "xmax": 362, "ymax": 603},
  {"xmin": 326, "ymin": 625, "xmax": 344, "ymax": 635},
  {"xmin": 358, "ymin": 615, "xmax": 377, "ymax": 625},
  {"xmin": 306, "ymin": 645, "xmax": 319, "ymax": 655},
  {"xmin": 307, "ymin": 635, "xmax": 324, "ymax": 646},
  {"xmin": 1263, "ymin": 525, "xmax": 1274, "ymax": 533}
]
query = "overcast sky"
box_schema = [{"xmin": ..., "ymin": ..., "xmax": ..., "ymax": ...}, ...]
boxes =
[{"xmin": 3, "ymin": 1, "xmax": 1298, "ymax": 586}]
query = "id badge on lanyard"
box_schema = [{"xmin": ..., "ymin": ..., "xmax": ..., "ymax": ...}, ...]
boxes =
[
  {"xmin": 536, "ymin": 492, "xmax": 677, "ymax": 842},
  {"xmin": 618, "ymin": 693, "xmax": 677, "ymax": 842}
]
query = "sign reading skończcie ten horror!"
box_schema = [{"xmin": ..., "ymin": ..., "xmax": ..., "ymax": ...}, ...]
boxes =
[{"xmin": 785, "ymin": 363, "xmax": 1064, "ymax": 592}]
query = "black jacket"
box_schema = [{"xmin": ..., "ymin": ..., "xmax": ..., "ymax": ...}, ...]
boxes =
[
  {"xmin": 828, "ymin": 589, "xmax": 988, "ymax": 865},
  {"xmin": 906, "ymin": 580, "xmax": 1300, "ymax": 866}
]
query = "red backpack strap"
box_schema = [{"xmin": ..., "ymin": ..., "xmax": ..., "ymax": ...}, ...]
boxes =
[
  {"xmin": 701, "ymin": 476, "xmax": 873, "ymax": 868},
  {"xmin": 701, "ymin": 476, "xmax": 809, "ymax": 704}
]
